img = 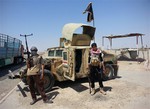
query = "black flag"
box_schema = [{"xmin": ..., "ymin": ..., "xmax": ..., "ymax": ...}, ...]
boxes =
[{"xmin": 83, "ymin": 2, "xmax": 94, "ymax": 22}]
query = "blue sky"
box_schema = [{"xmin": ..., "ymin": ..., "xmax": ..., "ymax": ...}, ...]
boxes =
[{"xmin": 0, "ymin": 0, "xmax": 150, "ymax": 51}]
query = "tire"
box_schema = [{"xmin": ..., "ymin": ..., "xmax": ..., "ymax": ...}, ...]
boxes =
[
  {"xmin": 20, "ymin": 68, "xmax": 28, "ymax": 85},
  {"xmin": 14, "ymin": 56, "xmax": 23, "ymax": 64},
  {"xmin": 103, "ymin": 64, "xmax": 114, "ymax": 80},
  {"xmin": 42, "ymin": 69, "xmax": 55, "ymax": 93},
  {"xmin": 22, "ymin": 69, "xmax": 55, "ymax": 93},
  {"xmin": 113, "ymin": 65, "xmax": 118, "ymax": 76}
]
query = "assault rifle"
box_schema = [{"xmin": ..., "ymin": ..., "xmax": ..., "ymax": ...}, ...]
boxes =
[{"xmin": 20, "ymin": 34, "xmax": 33, "ymax": 68}]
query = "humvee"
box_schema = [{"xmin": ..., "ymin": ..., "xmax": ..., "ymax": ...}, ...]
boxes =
[{"xmin": 20, "ymin": 23, "xmax": 118, "ymax": 92}]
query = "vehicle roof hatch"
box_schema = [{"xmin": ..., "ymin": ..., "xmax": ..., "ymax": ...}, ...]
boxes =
[{"xmin": 62, "ymin": 23, "xmax": 96, "ymax": 46}]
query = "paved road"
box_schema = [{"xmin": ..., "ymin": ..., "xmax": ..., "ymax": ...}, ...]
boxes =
[
  {"xmin": 0, "ymin": 61, "xmax": 150, "ymax": 109},
  {"xmin": 0, "ymin": 63, "xmax": 25, "ymax": 80},
  {"xmin": 0, "ymin": 63, "xmax": 26, "ymax": 101}
]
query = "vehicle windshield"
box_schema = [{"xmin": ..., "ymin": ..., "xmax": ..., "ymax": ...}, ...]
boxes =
[
  {"xmin": 56, "ymin": 50, "xmax": 63, "ymax": 57},
  {"xmin": 48, "ymin": 50, "xmax": 54, "ymax": 56}
]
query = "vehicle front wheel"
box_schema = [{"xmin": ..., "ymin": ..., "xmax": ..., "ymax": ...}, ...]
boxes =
[
  {"xmin": 22, "ymin": 69, "xmax": 55, "ymax": 93},
  {"xmin": 42, "ymin": 69, "xmax": 55, "ymax": 93}
]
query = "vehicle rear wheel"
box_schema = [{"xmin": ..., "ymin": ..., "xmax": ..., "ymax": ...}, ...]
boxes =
[
  {"xmin": 103, "ymin": 64, "xmax": 114, "ymax": 80},
  {"xmin": 14, "ymin": 56, "xmax": 23, "ymax": 64},
  {"xmin": 113, "ymin": 65, "xmax": 118, "ymax": 76}
]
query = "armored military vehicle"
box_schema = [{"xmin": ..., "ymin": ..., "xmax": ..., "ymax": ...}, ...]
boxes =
[{"xmin": 20, "ymin": 23, "xmax": 118, "ymax": 92}]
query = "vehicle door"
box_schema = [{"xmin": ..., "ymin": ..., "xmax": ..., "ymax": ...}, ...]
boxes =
[
  {"xmin": 83, "ymin": 48, "xmax": 90, "ymax": 75},
  {"xmin": 62, "ymin": 48, "xmax": 75, "ymax": 81}
]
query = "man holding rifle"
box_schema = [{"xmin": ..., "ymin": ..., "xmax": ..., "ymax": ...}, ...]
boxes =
[
  {"xmin": 26, "ymin": 46, "xmax": 53, "ymax": 105},
  {"xmin": 20, "ymin": 34, "xmax": 53, "ymax": 105}
]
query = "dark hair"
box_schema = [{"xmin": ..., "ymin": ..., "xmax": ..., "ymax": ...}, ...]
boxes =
[{"xmin": 91, "ymin": 43, "xmax": 97, "ymax": 47}]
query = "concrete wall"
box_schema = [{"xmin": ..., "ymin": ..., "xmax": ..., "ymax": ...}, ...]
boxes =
[
  {"xmin": 104, "ymin": 48, "xmax": 150, "ymax": 70},
  {"xmin": 138, "ymin": 49, "xmax": 150, "ymax": 60},
  {"xmin": 105, "ymin": 48, "xmax": 150, "ymax": 61}
]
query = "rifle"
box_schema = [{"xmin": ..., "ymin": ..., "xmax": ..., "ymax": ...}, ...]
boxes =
[{"xmin": 20, "ymin": 34, "xmax": 33, "ymax": 68}]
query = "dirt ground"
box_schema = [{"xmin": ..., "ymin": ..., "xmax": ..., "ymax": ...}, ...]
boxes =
[{"xmin": 0, "ymin": 61, "xmax": 150, "ymax": 109}]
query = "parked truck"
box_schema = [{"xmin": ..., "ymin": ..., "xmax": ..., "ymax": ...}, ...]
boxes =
[
  {"xmin": 20, "ymin": 23, "xmax": 118, "ymax": 92},
  {"xmin": 0, "ymin": 33, "xmax": 24, "ymax": 67}
]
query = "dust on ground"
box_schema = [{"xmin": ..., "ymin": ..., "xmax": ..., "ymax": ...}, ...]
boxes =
[{"xmin": 0, "ymin": 61, "xmax": 150, "ymax": 109}]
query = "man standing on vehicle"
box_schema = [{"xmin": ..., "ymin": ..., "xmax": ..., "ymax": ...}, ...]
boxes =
[
  {"xmin": 88, "ymin": 43, "xmax": 106, "ymax": 95},
  {"xmin": 27, "ymin": 46, "xmax": 53, "ymax": 105}
]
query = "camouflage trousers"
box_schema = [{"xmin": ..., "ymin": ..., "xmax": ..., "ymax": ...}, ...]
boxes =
[{"xmin": 27, "ymin": 75, "xmax": 47, "ymax": 101}]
